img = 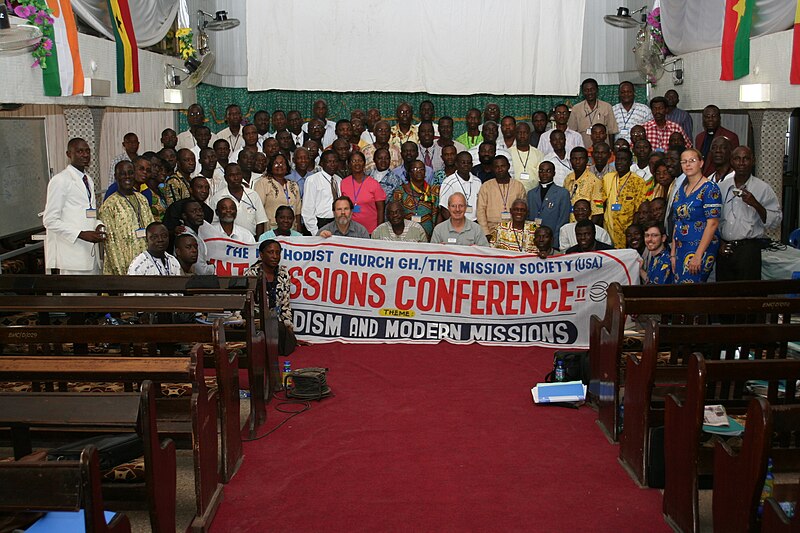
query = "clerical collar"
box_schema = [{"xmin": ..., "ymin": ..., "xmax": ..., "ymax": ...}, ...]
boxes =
[{"xmin": 540, "ymin": 182, "xmax": 552, "ymax": 189}]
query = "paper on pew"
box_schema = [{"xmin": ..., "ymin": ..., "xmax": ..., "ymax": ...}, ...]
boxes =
[
  {"xmin": 703, "ymin": 404, "xmax": 729, "ymax": 427},
  {"xmin": 532, "ymin": 381, "xmax": 586, "ymax": 403}
]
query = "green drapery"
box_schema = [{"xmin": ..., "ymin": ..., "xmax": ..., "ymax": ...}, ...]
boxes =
[{"xmin": 181, "ymin": 84, "xmax": 648, "ymax": 137}]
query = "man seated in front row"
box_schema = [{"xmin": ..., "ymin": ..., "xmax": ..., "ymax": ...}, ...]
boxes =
[
  {"xmin": 372, "ymin": 200, "xmax": 428, "ymax": 242},
  {"xmin": 565, "ymin": 219, "xmax": 614, "ymax": 254},
  {"xmin": 318, "ymin": 196, "xmax": 370, "ymax": 239},
  {"xmin": 128, "ymin": 222, "xmax": 181, "ymax": 276},
  {"xmin": 430, "ymin": 192, "xmax": 488, "ymax": 246}
]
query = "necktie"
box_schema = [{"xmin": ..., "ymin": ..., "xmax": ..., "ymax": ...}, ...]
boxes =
[
  {"xmin": 424, "ymin": 149, "xmax": 432, "ymax": 168},
  {"xmin": 82, "ymin": 175, "xmax": 92, "ymax": 206},
  {"xmin": 329, "ymin": 174, "xmax": 339, "ymax": 199}
]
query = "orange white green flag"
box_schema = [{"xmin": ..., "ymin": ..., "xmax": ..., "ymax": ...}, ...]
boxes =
[
  {"xmin": 40, "ymin": 0, "xmax": 83, "ymax": 96},
  {"xmin": 720, "ymin": 0, "xmax": 755, "ymax": 80}
]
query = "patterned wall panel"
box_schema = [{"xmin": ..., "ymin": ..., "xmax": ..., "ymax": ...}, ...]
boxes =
[
  {"xmin": 748, "ymin": 110, "xmax": 788, "ymax": 241},
  {"xmin": 63, "ymin": 107, "xmax": 104, "ymax": 194}
]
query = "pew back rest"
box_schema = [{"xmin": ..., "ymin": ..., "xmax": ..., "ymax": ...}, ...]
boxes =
[
  {"xmin": 0, "ymin": 445, "xmax": 98, "ymax": 512},
  {"xmin": 0, "ymin": 295, "xmax": 247, "ymax": 314},
  {"xmin": 0, "ymin": 274, "xmax": 256, "ymax": 295}
]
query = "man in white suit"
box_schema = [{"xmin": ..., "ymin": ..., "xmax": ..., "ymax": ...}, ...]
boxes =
[{"xmin": 43, "ymin": 138, "xmax": 106, "ymax": 274}]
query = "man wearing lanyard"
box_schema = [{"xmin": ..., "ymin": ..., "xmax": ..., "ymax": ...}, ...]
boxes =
[
  {"xmin": 602, "ymin": 149, "xmax": 646, "ymax": 248},
  {"xmin": 543, "ymin": 130, "xmax": 573, "ymax": 187},
  {"xmin": 526, "ymin": 162, "xmax": 571, "ymax": 249},
  {"xmin": 208, "ymin": 162, "xmax": 268, "ymax": 238},
  {"xmin": 612, "ymin": 81, "xmax": 653, "ymax": 142},
  {"xmin": 476, "ymin": 155, "xmax": 527, "ymax": 240},
  {"xmin": 508, "ymin": 122, "xmax": 544, "ymax": 191},
  {"xmin": 127, "ymin": 222, "xmax": 181, "ymax": 276},
  {"xmin": 43, "ymin": 138, "xmax": 105, "ymax": 275},
  {"xmin": 439, "ymin": 152, "xmax": 482, "ymax": 223},
  {"xmin": 98, "ymin": 160, "xmax": 155, "ymax": 275},
  {"xmin": 217, "ymin": 104, "xmax": 246, "ymax": 154},
  {"xmin": 568, "ymin": 78, "xmax": 619, "ymax": 148},
  {"xmin": 562, "ymin": 147, "xmax": 604, "ymax": 225}
]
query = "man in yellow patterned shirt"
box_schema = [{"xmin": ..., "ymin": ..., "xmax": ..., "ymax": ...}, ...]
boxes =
[
  {"xmin": 390, "ymin": 102, "xmax": 419, "ymax": 146},
  {"xmin": 562, "ymin": 147, "xmax": 604, "ymax": 224},
  {"xmin": 602, "ymin": 149, "xmax": 646, "ymax": 248}
]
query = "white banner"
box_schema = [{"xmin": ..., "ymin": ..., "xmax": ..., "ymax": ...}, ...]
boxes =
[
  {"xmin": 246, "ymin": 0, "xmax": 585, "ymax": 95},
  {"xmin": 204, "ymin": 236, "xmax": 260, "ymax": 276},
  {"xmin": 274, "ymin": 237, "xmax": 639, "ymax": 348}
]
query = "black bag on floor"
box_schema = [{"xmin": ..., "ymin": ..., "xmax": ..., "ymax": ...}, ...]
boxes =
[
  {"xmin": 545, "ymin": 350, "xmax": 590, "ymax": 385},
  {"xmin": 47, "ymin": 434, "xmax": 143, "ymax": 471}
]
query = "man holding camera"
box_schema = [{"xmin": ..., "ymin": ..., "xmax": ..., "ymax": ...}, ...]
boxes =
[{"xmin": 717, "ymin": 146, "xmax": 781, "ymax": 281}]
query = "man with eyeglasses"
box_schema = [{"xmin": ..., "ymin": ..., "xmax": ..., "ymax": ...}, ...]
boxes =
[
  {"xmin": 177, "ymin": 103, "xmax": 219, "ymax": 151},
  {"xmin": 538, "ymin": 104, "xmax": 584, "ymax": 156}
]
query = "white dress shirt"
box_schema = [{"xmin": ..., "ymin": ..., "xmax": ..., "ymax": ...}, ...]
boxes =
[
  {"xmin": 301, "ymin": 170, "xmax": 342, "ymax": 235},
  {"xmin": 438, "ymin": 173, "xmax": 482, "ymax": 221},
  {"xmin": 217, "ymin": 126, "xmax": 246, "ymax": 154},
  {"xmin": 537, "ymin": 128, "xmax": 585, "ymax": 157},
  {"xmin": 208, "ymin": 185, "xmax": 269, "ymax": 236},
  {"xmin": 559, "ymin": 222, "xmax": 613, "ymax": 251},
  {"xmin": 176, "ymin": 129, "xmax": 219, "ymax": 151},
  {"xmin": 302, "ymin": 120, "xmax": 336, "ymax": 149},
  {"xmin": 43, "ymin": 165, "xmax": 101, "ymax": 273},
  {"xmin": 544, "ymin": 152, "xmax": 574, "ymax": 187},
  {"xmin": 467, "ymin": 143, "xmax": 513, "ymax": 172},
  {"xmin": 201, "ymin": 221, "xmax": 256, "ymax": 244},
  {"xmin": 718, "ymin": 175, "xmax": 782, "ymax": 241}
]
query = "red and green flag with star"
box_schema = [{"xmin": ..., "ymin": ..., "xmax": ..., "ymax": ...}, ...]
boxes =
[{"xmin": 721, "ymin": 0, "xmax": 755, "ymax": 80}]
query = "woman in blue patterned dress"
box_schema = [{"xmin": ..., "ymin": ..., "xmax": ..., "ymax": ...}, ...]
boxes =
[{"xmin": 670, "ymin": 149, "xmax": 721, "ymax": 283}]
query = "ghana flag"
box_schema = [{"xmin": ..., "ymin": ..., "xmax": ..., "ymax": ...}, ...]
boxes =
[
  {"xmin": 721, "ymin": 0, "xmax": 755, "ymax": 81},
  {"xmin": 106, "ymin": 0, "xmax": 140, "ymax": 93},
  {"xmin": 791, "ymin": 0, "xmax": 800, "ymax": 84}
]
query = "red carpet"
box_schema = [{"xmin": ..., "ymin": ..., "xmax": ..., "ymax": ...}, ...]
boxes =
[{"xmin": 211, "ymin": 342, "xmax": 670, "ymax": 533}]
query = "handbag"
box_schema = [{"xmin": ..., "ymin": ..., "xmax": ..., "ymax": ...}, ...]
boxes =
[
  {"xmin": 46, "ymin": 434, "xmax": 143, "ymax": 471},
  {"xmin": 544, "ymin": 350, "xmax": 590, "ymax": 385}
]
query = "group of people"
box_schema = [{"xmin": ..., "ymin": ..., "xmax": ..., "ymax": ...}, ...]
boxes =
[{"xmin": 43, "ymin": 78, "xmax": 782, "ymax": 292}]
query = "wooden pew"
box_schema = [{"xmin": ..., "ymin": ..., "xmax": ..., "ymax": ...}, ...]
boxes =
[
  {"xmin": 0, "ymin": 444, "xmax": 131, "ymax": 533},
  {"xmin": 0, "ymin": 320, "xmax": 242, "ymax": 484},
  {"xmin": 0, "ymin": 380, "xmax": 174, "ymax": 533},
  {"xmin": 663, "ymin": 354, "xmax": 800, "ymax": 533},
  {"xmin": 0, "ymin": 286, "xmax": 269, "ymax": 438},
  {"xmin": 714, "ymin": 398, "xmax": 800, "ymax": 533},
  {"xmin": 619, "ymin": 318, "xmax": 800, "ymax": 487},
  {"xmin": 0, "ymin": 349, "xmax": 222, "ymax": 533},
  {"xmin": 589, "ymin": 279, "xmax": 800, "ymax": 441}
]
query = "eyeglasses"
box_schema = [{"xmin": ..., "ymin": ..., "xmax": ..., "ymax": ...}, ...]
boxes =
[{"xmin": 680, "ymin": 158, "xmax": 699, "ymax": 165}]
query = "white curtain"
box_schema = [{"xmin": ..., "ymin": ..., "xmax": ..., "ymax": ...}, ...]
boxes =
[
  {"xmin": 661, "ymin": 0, "xmax": 795, "ymax": 56},
  {"xmin": 71, "ymin": 0, "xmax": 179, "ymax": 48},
  {"xmin": 246, "ymin": 0, "xmax": 585, "ymax": 95}
]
